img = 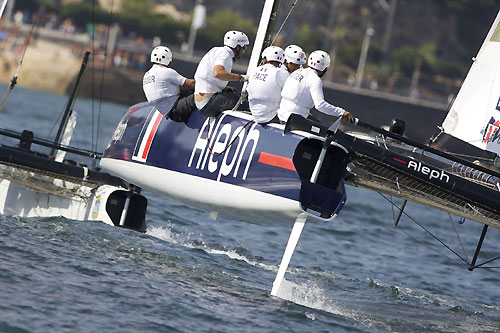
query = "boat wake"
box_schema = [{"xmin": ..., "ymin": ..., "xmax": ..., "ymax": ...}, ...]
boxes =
[
  {"xmin": 275, "ymin": 278, "xmax": 500, "ymax": 332},
  {"xmin": 146, "ymin": 225, "xmax": 275, "ymax": 272},
  {"xmin": 146, "ymin": 225, "xmax": 500, "ymax": 331}
]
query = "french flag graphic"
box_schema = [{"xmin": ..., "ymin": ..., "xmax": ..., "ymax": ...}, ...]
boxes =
[
  {"xmin": 483, "ymin": 116, "xmax": 500, "ymax": 144},
  {"xmin": 133, "ymin": 110, "xmax": 163, "ymax": 163}
]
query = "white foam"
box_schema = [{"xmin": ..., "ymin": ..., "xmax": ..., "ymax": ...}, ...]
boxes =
[
  {"xmin": 274, "ymin": 279, "xmax": 364, "ymax": 320},
  {"xmin": 147, "ymin": 225, "xmax": 275, "ymax": 271}
]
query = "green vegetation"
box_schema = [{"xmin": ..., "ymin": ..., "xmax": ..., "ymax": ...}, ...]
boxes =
[
  {"xmin": 296, "ymin": 24, "xmax": 321, "ymax": 53},
  {"xmin": 11, "ymin": 0, "xmax": 499, "ymax": 101},
  {"xmin": 197, "ymin": 9, "xmax": 255, "ymax": 51},
  {"xmin": 434, "ymin": 0, "xmax": 499, "ymax": 53},
  {"xmin": 59, "ymin": 3, "xmax": 109, "ymax": 27}
]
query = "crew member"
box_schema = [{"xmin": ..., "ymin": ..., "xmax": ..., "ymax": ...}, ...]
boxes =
[
  {"xmin": 246, "ymin": 46, "xmax": 288, "ymax": 124},
  {"xmin": 282, "ymin": 44, "xmax": 306, "ymax": 73},
  {"xmin": 143, "ymin": 46, "xmax": 196, "ymax": 122},
  {"xmin": 277, "ymin": 50, "xmax": 354, "ymax": 126},
  {"xmin": 194, "ymin": 30, "xmax": 250, "ymax": 117}
]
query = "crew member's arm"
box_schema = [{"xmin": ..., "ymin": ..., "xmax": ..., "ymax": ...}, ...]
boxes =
[
  {"xmin": 310, "ymin": 79, "xmax": 353, "ymax": 121},
  {"xmin": 180, "ymin": 78, "xmax": 195, "ymax": 91},
  {"xmin": 213, "ymin": 65, "xmax": 244, "ymax": 82}
]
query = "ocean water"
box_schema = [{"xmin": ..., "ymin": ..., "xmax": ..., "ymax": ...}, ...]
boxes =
[{"xmin": 1, "ymin": 84, "xmax": 500, "ymax": 332}]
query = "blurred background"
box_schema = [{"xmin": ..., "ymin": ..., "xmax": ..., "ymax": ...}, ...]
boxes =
[{"xmin": 1, "ymin": 0, "xmax": 500, "ymax": 139}]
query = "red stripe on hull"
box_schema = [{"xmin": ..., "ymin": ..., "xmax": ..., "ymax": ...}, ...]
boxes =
[{"xmin": 258, "ymin": 152, "xmax": 296, "ymax": 171}]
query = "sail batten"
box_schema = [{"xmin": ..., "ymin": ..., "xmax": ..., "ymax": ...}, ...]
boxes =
[{"xmin": 442, "ymin": 10, "xmax": 500, "ymax": 155}]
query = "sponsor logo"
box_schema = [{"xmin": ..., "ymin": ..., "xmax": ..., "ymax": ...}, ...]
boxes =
[
  {"xmin": 394, "ymin": 158, "xmax": 450, "ymax": 183},
  {"xmin": 407, "ymin": 160, "xmax": 450, "ymax": 183},
  {"xmin": 482, "ymin": 117, "xmax": 500, "ymax": 145},
  {"xmin": 188, "ymin": 114, "xmax": 260, "ymax": 181},
  {"xmin": 111, "ymin": 120, "xmax": 128, "ymax": 142}
]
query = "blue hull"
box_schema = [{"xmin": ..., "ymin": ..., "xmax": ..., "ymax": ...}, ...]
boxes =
[{"xmin": 102, "ymin": 103, "xmax": 348, "ymax": 223}]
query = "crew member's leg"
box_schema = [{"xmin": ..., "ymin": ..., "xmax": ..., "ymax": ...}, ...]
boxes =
[
  {"xmin": 168, "ymin": 92, "xmax": 196, "ymax": 122},
  {"xmin": 199, "ymin": 88, "xmax": 240, "ymax": 117}
]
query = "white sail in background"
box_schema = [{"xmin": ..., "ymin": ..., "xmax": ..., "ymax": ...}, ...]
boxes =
[
  {"xmin": 442, "ymin": 10, "xmax": 500, "ymax": 154},
  {"xmin": 0, "ymin": 0, "xmax": 8, "ymax": 19}
]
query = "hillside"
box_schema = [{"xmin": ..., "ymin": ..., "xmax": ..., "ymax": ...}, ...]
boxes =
[
  {"xmin": 164, "ymin": 0, "xmax": 499, "ymax": 64},
  {"xmin": 4, "ymin": 0, "xmax": 500, "ymax": 103},
  {"xmin": 169, "ymin": 0, "xmax": 500, "ymax": 100}
]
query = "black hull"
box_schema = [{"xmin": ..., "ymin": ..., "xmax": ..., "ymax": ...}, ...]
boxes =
[
  {"xmin": 337, "ymin": 131, "xmax": 500, "ymax": 228},
  {"xmin": 286, "ymin": 114, "xmax": 500, "ymax": 228},
  {"xmin": 0, "ymin": 145, "xmax": 128, "ymax": 188}
]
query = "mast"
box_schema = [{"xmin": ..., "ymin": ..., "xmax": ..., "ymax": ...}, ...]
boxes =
[
  {"xmin": 245, "ymin": 0, "xmax": 282, "ymax": 76},
  {"xmin": 232, "ymin": 0, "xmax": 281, "ymax": 109},
  {"xmin": 50, "ymin": 51, "xmax": 90, "ymax": 157}
]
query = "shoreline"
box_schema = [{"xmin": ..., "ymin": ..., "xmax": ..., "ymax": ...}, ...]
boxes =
[
  {"xmin": 0, "ymin": 39, "xmax": 82, "ymax": 95},
  {"xmin": 0, "ymin": 37, "xmax": 448, "ymax": 144}
]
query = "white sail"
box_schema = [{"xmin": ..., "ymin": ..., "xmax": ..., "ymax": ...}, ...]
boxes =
[
  {"xmin": 442, "ymin": 10, "xmax": 500, "ymax": 154},
  {"xmin": 0, "ymin": 0, "xmax": 8, "ymax": 19}
]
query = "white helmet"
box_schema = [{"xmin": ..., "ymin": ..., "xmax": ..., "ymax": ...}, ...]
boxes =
[
  {"xmin": 308, "ymin": 50, "xmax": 331, "ymax": 71},
  {"xmin": 224, "ymin": 30, "xmax": 250, "ymax": 48},
  {"xmin": 151, "ymin": 46, "xmax": 172, "ymax": 66},
  {"xmin": 261, "ymin": 46, "xmax": 284, "ymax": 63},
  {"xmin": 284, "ymin": 45, "xmax": 306, "ymax": 64}
]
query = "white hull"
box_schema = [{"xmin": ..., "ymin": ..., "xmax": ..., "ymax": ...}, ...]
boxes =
[
  {"xmin": 0, "ymin": 178, "xmax": 120, "ymax": 227},
  {"xmin": 101, "ymin": 157, "xmax": 303, "ymax": 224},
  {"xmin": 0, "ymin": 162, "xmax": 141, "ymax": 228}
]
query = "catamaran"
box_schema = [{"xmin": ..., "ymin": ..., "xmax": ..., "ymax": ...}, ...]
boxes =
[
  {"xmin": 0, "ymin": 2, "xmax": 147, "ymax": 232},
  {"xmin": 101, "ymin": 0, "xmax": 500, "ymax": 295}
]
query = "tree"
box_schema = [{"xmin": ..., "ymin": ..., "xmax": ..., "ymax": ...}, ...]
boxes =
[
  {"xmin": 409, "ymin": 43, "xmax": 437, "ymax": 98},
  {"xmin": 198, "ymin": 9, "xmax": 255, "ymax": 49},
  {"xmin": 296, "ymin": 24, "xmax": 321, "ymax": 53},
  {"xmin": 121, "ymin": 0, "xmax": 154, "ymax": 17}
]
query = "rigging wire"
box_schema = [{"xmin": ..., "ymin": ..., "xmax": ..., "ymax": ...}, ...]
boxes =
[
  {"xmin": 377, "ymin": 192, "xmax": 469, "ymax": 265},
  {"xmin": 430, "ymin": 129, "xmax": 496, "ymax": 163},
  {"xmin": 47, "ymin": 104, "xmax": 67, "ymax": 141},
  {"xmin": 470, "ymin": 255, "xmax": 500, "ymax": 269},
  {"xmin": 91, "ymin": 0, "xmax": 96, "ymax": 154},
  {"xmin": 95, "ymin": 0, "xmax": 115, "ymax": 154},
  {"xmin": 447, "ymin": 213, "xmax": 469, "ymax": 263},
  {"xmin": 379, "ymin": 192, "xmax": 500, "ymax": 269},
  {"xmin": 281, "ymin": 0, "xmax": 318, "ymax": 42},
  {"xmin": 389, "ymin": 196, "xmax": 396, "ymax": 222},
  {"xmin": 270, "ymin": 0, "xmax": 299, "ymax": 46},
  {"xmin": 0, "ymin": 1, "xmax": 44, "ymax": 112},
  {"xmin": 6, "ymin": 0, "xmax": 70, "ymax": 145}
]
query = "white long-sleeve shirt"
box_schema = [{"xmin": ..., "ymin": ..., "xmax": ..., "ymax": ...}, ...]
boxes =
[
  {"xmin": 277, "ymin": 67, "xmax": 345, "ymax": 122},
  {"xmin": 143, "ymin": 64, "xmax": 186, "ymax": 113},
  {"xmin": 246, "ymin": 63, "xmax": 289, "ymax": 123},
  {"xmin": 194, "ymin": 46, "xmax": 234, "ymax": 94}
]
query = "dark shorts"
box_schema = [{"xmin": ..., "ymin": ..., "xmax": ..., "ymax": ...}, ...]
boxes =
[
  {"xmin": 199, "ymin": 88, "xmax": 240, "ymax": 117},
  {"xmin": 168, "ymin": 88, "xmax": 241, "ymax": 122},
  {"xmin": 168, "ymin": 92, "xmax": 196, "ymax": 122}
]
